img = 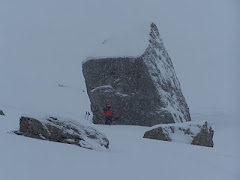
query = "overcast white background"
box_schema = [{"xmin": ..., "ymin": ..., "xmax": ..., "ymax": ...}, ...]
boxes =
[
  {"xmin": 0, "ymin": 0, "xmax": 238, "ymax": 115},
  {"xmin": 0, "ymin": 1, "xmax": 239, "ymax": 180}
]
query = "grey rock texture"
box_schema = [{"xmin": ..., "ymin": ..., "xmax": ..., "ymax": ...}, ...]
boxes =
[
  {"xmin": 143, "ymin": 127, "xmax": 170, "ymax": 141},
  {"xmin": 82, "ymin": 23, "xmax": 190, "ymax": 126},
  {"xmin": 191, "ymin": 122, "xmax": 214, "ymax": 147},
  {"xmin": 0, "ymin": 110, "xmax": 5, "ymax": 116},
  {"xmin": 15, "ymin": 116, "xmax": 109, "ymax": 150},
  {"xmin": 143, "ymin": 121, "xmax": 214, "ymax": 147}
]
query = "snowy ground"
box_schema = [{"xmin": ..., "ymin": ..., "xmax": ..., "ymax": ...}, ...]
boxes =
[{"xmin": 0, "ymin": 106, "xmax": 239, "ymax": 180}]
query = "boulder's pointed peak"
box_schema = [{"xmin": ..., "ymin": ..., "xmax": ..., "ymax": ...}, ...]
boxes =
[{"xmin": 149, "ymin": 22, "xmax": 160, "ymax": 39}]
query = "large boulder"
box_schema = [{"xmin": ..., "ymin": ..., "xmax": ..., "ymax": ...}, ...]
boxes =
[
  {"xmin": 143, "ymin": 121, "xmax": 214, "ymax": 147},
  {"xmin": 15, "ymin": 116, "xmax": 109, "ymax": 150},
  {"xmin": 82, "ymin": 23, "xmax": 190, "ymax": 126}
]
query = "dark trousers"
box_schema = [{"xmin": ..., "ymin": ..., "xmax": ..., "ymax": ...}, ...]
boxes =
[{"xmin": 105, "ymin": 116, "xmax": 113, "ymax": 125}]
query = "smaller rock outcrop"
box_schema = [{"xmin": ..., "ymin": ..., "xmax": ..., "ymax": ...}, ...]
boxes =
[
  {"xmin": 143, "ymin": 121, "xmax": 214, "ymax": 147},
  {"xmin": 15, "ymin": 116, "xmax": 109, "ymax": 150},
  {"xmin": 191, "ymin": 122, "xmax": 214, "ymax": 147},
  {"xmin": 0, "ymin": 110, "xmax": 5, "ymax": 116}
]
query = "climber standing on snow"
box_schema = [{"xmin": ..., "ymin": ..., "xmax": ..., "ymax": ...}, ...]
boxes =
[{"xmin": 104, "ymin": 102, "xmax": 114, "ymax": 125}]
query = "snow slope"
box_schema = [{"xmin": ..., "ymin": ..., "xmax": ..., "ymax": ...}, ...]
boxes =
[
  {"xmin": 0, "ymin": 0, "xmax": 239, "ymax": 180},
  {"xmin": 0, "ymin": 107, "xmax": 239, "ymax": 180}
]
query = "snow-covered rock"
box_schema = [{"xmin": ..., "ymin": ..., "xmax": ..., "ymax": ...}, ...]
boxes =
[
  {"xmin": 143, "ymin": 121, "xmax": 214, "ymax": 147},
  {"xmin": 15, "ymin": 116, "xmax": 109, "ymax": 150},
  {"xmin": 0, "ymin": 110, "xmax": 5, "ymax": 116},
  {"xmin": 82, "ymin": 22, "xmax": 190, "ymax": 126}
]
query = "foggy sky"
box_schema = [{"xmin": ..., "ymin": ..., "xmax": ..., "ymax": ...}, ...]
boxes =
[{"xmin": 0, "ymin": 0, "xmax": 238, "ymax": 114}]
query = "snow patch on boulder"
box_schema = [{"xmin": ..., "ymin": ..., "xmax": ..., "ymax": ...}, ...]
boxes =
[{"xmin": 85, "ymin": 22, "xmax": 151, "ymax": 61}]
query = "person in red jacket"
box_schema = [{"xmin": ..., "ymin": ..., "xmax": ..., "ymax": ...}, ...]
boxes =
[{"xmin": 104, "ymin": 102, "xmax": 114, "ymax": 125}]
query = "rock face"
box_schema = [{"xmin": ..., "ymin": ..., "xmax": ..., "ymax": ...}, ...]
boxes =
[
  {"xmin": 82, "ymin": 23, "xmax": 191, "ymax": 126},
  {"xmin": 15, "ymin": 116, "xmax": 109, "ymax": 150},
  {"xmin": 143, "ymin": 121, "xmax": 214, "ymax": 147},
  {"xmin": 0, "ymin": 110, "xmax": 5, "ymax": 116}
]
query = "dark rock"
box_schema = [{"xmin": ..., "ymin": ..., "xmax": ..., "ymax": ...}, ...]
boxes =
[
  {"xmin": 143, "ymin": 121, "xmax": 214, "ymax": 147},
  {"xmin": 143, "ymin": 127, "xmax": 170, "ymax": 141},
  {"xmin": 191, "ymin": 122, "xmax": 214, "ymax": 147},
  {"xmin": 82, "ymin": 23, "xmax": 190, "ymax": 126},
  {"xmin": 15, "ymin": 116, "xmax": 109, "ymax": 150},
  {"xmin": 0, "ymin": 110, "xmax": 5, "ymax": 116}
]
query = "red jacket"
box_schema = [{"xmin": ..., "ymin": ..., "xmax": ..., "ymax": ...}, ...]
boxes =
[{"xmin": 104, "ymin": 109, "xmax": 114, "ymax": 117}]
